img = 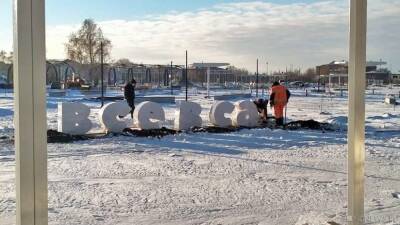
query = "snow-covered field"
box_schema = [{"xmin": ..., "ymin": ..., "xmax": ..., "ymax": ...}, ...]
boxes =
[{"xmin": 1, "ymin": 87, "xmax": 400, "ymax": 225}]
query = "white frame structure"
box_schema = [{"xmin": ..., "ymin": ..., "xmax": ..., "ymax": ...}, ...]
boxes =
[
  {"xmin": 11, "ymin": 0, "xmax": 366, "ymax": 224},
  {"xmin": 13, "ymin": 0, "xmax": 48, "ymax": 224},
  {"xmin": 347, "ymin": 0, "xmax": 367, "ymax": 224}
]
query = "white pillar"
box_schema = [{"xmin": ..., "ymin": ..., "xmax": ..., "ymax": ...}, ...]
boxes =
[
  {"xmin": 348, "ymin": 0, "xmax": 367, "ymax": 225},
  {"xmin": 13, "ymin": 0, "xmax": 48, "ymax": 224}
]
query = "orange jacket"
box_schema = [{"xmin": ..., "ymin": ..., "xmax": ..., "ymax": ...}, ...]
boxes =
[{"xmin": 270, "ymin": 85, "xmax": 290, "ymax": 106}]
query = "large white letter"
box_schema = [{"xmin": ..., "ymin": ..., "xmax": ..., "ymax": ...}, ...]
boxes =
[
  {"xmin": 232, "ymin": 100, "xmax": 259, "ymax": 127},
  {"xmin": 174, "ymin": 101, "xmax": 202, "ymax": 130},
  {"xmin": 209, "ymin": 101, "xmax": 235, "ymax": 128},
  {"xmin": 99, "ymin": 102, "xmax": 131, "ymax": 133},
  {"xmin": 134, "ymin": 101, "xmax": 165, "ymax": 130},
  {"xmin": 58, "ymin": 102, "xmax": 92, "ymax": 135}
]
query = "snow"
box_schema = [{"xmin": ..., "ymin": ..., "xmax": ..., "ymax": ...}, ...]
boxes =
[{"xmin": 1, "ymin": 87, "xmax": 400, "ymax": 225}]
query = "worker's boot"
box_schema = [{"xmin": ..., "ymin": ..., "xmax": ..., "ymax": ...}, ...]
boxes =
[{"xmin": 276, "ymin": 118, "xmax": 284, "ymax": 127}]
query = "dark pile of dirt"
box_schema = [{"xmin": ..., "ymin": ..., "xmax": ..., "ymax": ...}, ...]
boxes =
[
  {"xmin": 284, "ymin": 120, "xmax": 335, "ymax": 131},
  {"xmin": 45, "ymin": 120, "xmax": 336, "ymax": 143},
  {"xmin": 0, "ymin": 135, "xmax": 13, "ymax": 145},
  {"xmin": 191, "ymin": 126, "xmax": 240, "ymax": 133},
  {"xmin": 90, "ymin": 96, "xmax": 124, "ymax": 101},
  {"xmin": 47, "ymin": 130, "xmax": 92, "ymax": 143},
  {"xmin": 122, "ymin": 127, "xmax": 179, "ymax": 138}
]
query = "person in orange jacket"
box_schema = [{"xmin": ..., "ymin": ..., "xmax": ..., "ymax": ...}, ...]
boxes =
[{"xmin": 270, "ymin": 81, "xmax": 291, "ymax": 126}]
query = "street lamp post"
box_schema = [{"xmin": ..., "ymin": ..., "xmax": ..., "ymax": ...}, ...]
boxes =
[
  {"xmin": 158, "ymin": 65, "xmax": 161, "ymax": 88},
  {"xmin": 170, "ymin": 61, "xmax": 173, "ymax": 95},
  {"xmin": 100, "ymin": 42, "xmax": 104, "ymax": 108},
  {"xmin": 185, "ymin": 50, "xmax": 188, "ymax": 101},
  {"xmin": 256, "ymin": 59, "xmax": 259, "ymax": 98},
  {"xmin": 141, "ymin": 65, "xmax": 146, "ymax": 85}
]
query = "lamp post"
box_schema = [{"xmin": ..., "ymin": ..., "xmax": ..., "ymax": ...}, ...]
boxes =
[
  {"xmin": 256, "ymin": 58, "xmax": 259, "ymax": 98},
  {"xmin": 171, "ymin": 64, "xmax": 184, "ymax": 96},
  {"xmin": 207, "ymin": 67, "xmax": 211, "ymax": 98},
  {"xmin": 100, "ymin": 41, "xmax": 104, "ymax": 108},
  {"xmin": 140, "ymin": 64, "xmax": 146, "ymax": 85},
  {"xmin": 170, "ymin": 61, "xmax": 173, "ymax": 95},
  {"xmin": 185, "ymin": 50, "xmax": 188, "ymax": 101},
  {"xmin": 158, "ymin": 65, "xmax": 161, "ymax": 88}
]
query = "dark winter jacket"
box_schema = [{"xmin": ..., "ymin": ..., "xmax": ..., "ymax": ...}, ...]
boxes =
[
  {"xmin": 254, "ymin": 99, "xmax": 269, "ymax": 113},
  {"xmin": 124, "ymin": 83, "xmax": 135, "ymax": 103}
]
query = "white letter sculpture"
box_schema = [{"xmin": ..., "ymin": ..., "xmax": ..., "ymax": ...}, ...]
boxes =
[
  {"xmin": 209, "ymin": 101, "xmax": 235, "ymax": 128},
  {"xmin": 99, "ymin": 102, "xmax": 131, "ymax": 133},
  {"xmin": 134, "ymin": 101, "xmax": 165, "ymax": 130},
  {"xmin": 58, "ymin": 102, "xmax": 92, "ymax": 135},
  {"xmin": 174, "ymin": 101, "xmax": 202, "ymax": 130},
  {"xmin": 232, "ymin": 100, "xmax": 259, "ymax": 127}
]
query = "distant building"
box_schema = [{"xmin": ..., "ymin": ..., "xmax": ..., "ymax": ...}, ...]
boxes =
[
  {"xmin": 316, "ymin": 60, "xmax": 391, "ymax": 85},
  {"xmin": 316, "ymin": 60, "xmax": 348, "ymax": 78},
  {"xmin": 190, "ymin": 63, "xmax": 234, "ymax": 84},
  {"xmin": 392, "ymin": 73, "xmax": 400, "ymax": 84}
]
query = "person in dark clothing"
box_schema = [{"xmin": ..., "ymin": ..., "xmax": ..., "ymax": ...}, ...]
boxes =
[
  {"xmin": 253, "ymin": 98, "xmax": 269, "ymax": 122},
  {"xmin": 124, "ymin": 79, "xmax": 136, "ymax": 118},
  {"xmin": 270, "ymin": 81, "xmax": 291, "ymax": 126}
]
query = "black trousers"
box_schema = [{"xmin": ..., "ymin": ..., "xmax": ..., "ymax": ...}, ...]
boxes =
[
  {"xmin": 276, "ymin": 117, "xmax": 284, "ymax": 126},
  {"xmin": 127, "ymin": 99, "xmax": 135, "ymax": 118}
]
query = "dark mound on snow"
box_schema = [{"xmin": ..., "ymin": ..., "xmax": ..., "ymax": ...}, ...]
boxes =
[
  {"xmin": 45, "ymin": 120, "xmax": 335, "ymax": 143},
  {"xmin": 47, "ymin": 130, "xmax": 92, "ymax": 143},
  {"xmin": 0, "ymin": 135, "xmax": 13, "ymax": 145},
  {"xmin": 123, "ymin": 127, "xmax": 179, "ymax": 138},
  {"xmin": 285, "ymin": 120, "xmax": 335, "ymax": 131},
  {"xmin": 191, "ymin": 126, "xmax": 240, "ymax": 133}
]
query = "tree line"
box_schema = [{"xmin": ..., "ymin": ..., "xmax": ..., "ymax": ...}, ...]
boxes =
[
  {"xmin": 0, "ymin": 51, "xmax": 13, "ymax": 64},
  {"xmin": 1, "ymin": 18, "xmax": 319, "ymax": 83}
]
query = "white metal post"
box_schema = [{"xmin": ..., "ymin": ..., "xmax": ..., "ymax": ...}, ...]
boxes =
[
  {"xmin": 348, "ymin": 0, "xmax": 367, "ymax": 225},
  {"xmin": 13, "ymin": 0, "xmax": 48, "ymax": 224}
]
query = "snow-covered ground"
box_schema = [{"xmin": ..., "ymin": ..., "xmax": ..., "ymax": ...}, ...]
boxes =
[{"xmin": 0, "ymin": 87, "xmax": 399, "ymax": 225}]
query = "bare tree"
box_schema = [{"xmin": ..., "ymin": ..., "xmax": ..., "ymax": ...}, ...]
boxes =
[
  {"xmin": 0, "ymin": 51, "xmax": 12, "ymax": 63},
  {"xmin": 65, "ymin": 19, "xmax": 112, "ymax": 84},
  {"xmin": 302, "ymin": 68, "xmax": 318, "ymax": 82},
  {"xmin": 6, "ymin": 52, "xmax": 13, "ymax": 63},
  {"xmin": 65, "ymin": 19, "xmax": 112, "ymax": 64},
  {"xmin": 115, "ymin": 58, "xmax": 133, "ymax": 66}
]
